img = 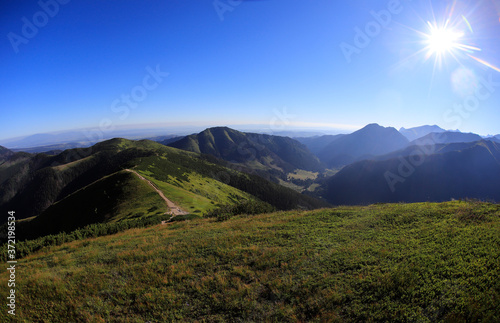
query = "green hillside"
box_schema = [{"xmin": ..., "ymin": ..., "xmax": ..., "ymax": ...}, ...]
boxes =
[
  {"xmin": 168, "ymin": 127, "xmax": 324, "ymax": 176},
  {"xmin": 1, "ymin": 138, "xmax": 327, "ymax": 244},
  {"xmin": 1, "ymin": 138, "xmax": 326, "ymax": 224},
  {"xmin": 0, "ymin": 138, "xmax": 175, "ymax": 221},
  {"xmin": 131, "ymin": 154, "xmax": 327, "ymax": 212},
  {"xmin": 15, "ymin": 171, "xmax": 169, "ymax": 240},
  {"xmin": 2, "ymin": 200, "xmax": 499, "ymax": 322}
]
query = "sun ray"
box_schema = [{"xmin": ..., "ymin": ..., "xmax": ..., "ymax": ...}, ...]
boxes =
[
  {"xmin": 462, "ymin": 15, "xmax": 474, "ymax": 33},
  {"xmin": 467, "ymin": 55, "xmax": 500, "ymax": 73}
]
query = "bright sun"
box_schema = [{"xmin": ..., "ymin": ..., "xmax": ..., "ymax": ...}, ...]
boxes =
[
  {"xmin": 413, "ymin": 10, "xmax": 500, "ymax": 74},
  {"xmin": 425, "ymin": 24, "xmax": 464, "ymax": 56}
]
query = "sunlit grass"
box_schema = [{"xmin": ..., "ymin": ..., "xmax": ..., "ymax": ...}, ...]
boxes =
[{"xmin": 1, "ymin": 200, "xmax": 499, "ymax": 322}]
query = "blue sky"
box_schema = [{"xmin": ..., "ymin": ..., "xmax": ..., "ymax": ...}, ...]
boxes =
[{"xmin": 1, "ymin": 0, "xmax": 500, "ymax": 141}]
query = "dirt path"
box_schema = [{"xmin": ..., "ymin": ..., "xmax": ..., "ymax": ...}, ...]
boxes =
[{"xmin": 125, "ymin": 169, "xmax": 189, "ymax": 220}]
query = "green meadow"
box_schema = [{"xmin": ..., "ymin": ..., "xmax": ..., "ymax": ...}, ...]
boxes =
[{"xmin": 1, "ymin": 200, "xmax": 499, "ymax": 322}]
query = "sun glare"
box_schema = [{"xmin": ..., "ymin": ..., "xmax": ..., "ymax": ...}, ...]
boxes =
[
  {"xmin": 416, "ymin": 15, "xmax": 488, "ymax": 73},
  {"xmin": 425, "ymin": 24, "xmax": 464, "ymax": 56}
]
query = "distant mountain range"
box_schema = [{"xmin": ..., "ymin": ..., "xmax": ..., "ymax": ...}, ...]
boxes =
[
  {"xmin": 146, "ymin": 135, "xmax": 184, "ymax": 145},
  {"xmin": 10, "ymin": 142, "xmax": 93, "ymax": 154},
  {"xmin": 294, "ymin": 134, "xmax": 345, "ymax": 155},
  {"xmin": 486, "ymin": 134, "xmax": 500, "ymax": 143},
  {"xmin": 0, "ymin": 128, "xmax": 194, "ymax": 149},
  {"xmin": 373, "ymin": 141, "xmax": 485, "ymax": 162},
  {"xmin": 399, "ymin": 125, "xmax": 446, "ymax": 141},
  {"xmin": 316, "ymin": 124, "xmax": 409, "ymax": 168},
  {"xmin": 162, "ymin": 124, "xmax": 500, "ymax": 205},
  {"xmin": 411, "ymin": 131, "xmax": 483, "ymax": 145},
  {"xmin": 2, "ymin": 133, "xmax": 69, "ymax": 149}
]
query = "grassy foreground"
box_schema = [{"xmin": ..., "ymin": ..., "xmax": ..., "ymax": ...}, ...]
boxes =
[{"xmin": 1, "ymin": 200, "xmax": 499, "ymax": 322}]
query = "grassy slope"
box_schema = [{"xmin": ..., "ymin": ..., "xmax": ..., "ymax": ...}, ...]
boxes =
[
  {"xmin": 16, "ymin": 171, "xmax": 168, "ymax": 240},
  {"xmin": 135, "ymin": 156, "xmax": 257, "ymax": 214},
  {"xmin": 14, "ymin": 148, "xmax": 271, "ymax": 240},
  {"xmin": 132, "ymin": 154, "xmax": 327, "ymax": 211},
  {"xmin": 1, "ymin": 200, "xmax": 499, "ymax": 322},
  {"xmin": 17, "ymin": 162, "xmax": 260, "ymax": 240}
]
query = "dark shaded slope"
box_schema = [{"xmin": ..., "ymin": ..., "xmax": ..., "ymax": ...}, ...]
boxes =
[
  {"xmin": 16, "ymin": 171, "xmax": 167, "ymax": 240},
  {"xmin": 374, "ymin": 141, "xmax": 482, "ymax": 161},
  {"xmin": 323, "ymin": 141, "xmax": 500, "ymax": 205},
  {"xmin": 0, "ymin": 146, "xmax": 14, "ymax": 163},
  {"xmin": 158, "ymin": 136, "xmax": 185, "ymax": 146}
]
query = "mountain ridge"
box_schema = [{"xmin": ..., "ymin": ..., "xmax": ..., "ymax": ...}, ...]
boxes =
[
  {"xmin": 168, "ymin": 126, "xmax": 324, "ymax": 174},
  {"xmin": 399, "ymin": 125, "xmax": 446, "ymax": 141},
  {"xmin": 411, "ymin": 131, "xmax": 483, "ymax": 146},
  {"xmin": 317, "ymin": 123, "xmax": 409, "ymax": 168}
]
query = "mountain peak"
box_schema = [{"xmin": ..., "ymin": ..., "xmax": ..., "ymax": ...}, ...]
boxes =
[
  {"xmin": 399, "ymin": 125, "xmax": 446, "ymax": 141},
  {"xmin": 317, "ymin": 124, "xmax": 408, "ymax": 168},
  {"xmin": 168, "ymin": 127, "xmax": 324, "ymax": 173},
  {"xmin": 205, "ymin": 126, "xmax": 234, "ymax": 132},
  {"xmin": 357, "ymin": 124, "xmax": 400, "ymax": 135},
  {"xmin": 363, "ymin": 123, "xmax": 382, "ymax": 129}
]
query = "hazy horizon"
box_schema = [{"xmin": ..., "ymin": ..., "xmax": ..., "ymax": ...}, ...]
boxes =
[
  {"xmin": 0, "ymin": 122, "xmax": 358, "ymax": 148},
  {"xmin": 2, "ymin": 1, "xmax": 499, "ymax": 141},
  {"xmin": 0, "ymin": 121, "xmax": 359, "ymax": 143}
]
